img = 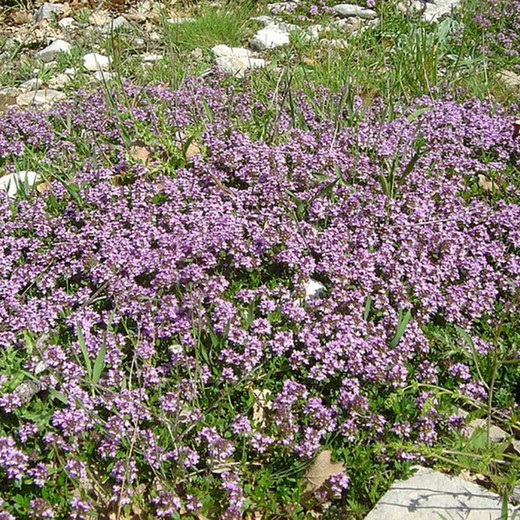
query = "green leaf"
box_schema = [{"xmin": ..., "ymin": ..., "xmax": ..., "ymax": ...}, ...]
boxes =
[
  {"xmin": 406, "ymin": 107, "xmax": 430, "ymax": 123},
  {"xmin": 390, "ymin": 309, "xmax": 412, "ymax": 348},
  {"xmin": 77, "ymin": 324, "xmax": 92, "ymax": 378},
  {"xmin": 48, "ymin": 388, "xmax": 68, "ymax": 405},
  {"xmin": 92, "ymin": 341, "xmax": 107, "ymax": 385},
  {"xmin": 363, "ymin": 295, "xmax": 372, "ymax": 321},
  {"xmin": 501, "ymin": 488, "xmax": 509, "ymax": 520}
]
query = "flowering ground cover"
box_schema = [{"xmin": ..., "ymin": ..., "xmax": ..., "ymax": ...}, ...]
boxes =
[
  {"xmin": 0, "ymin": 0, "xmax": 520, "ymax": 519},
  {"xmin": 0, "ymin": 75, "xmax": 519, "ymax": 518}
]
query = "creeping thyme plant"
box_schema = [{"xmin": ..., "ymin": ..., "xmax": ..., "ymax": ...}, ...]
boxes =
[{"xmin": 0, "ymin": 0, "xmax": 519, "ymax": 518}]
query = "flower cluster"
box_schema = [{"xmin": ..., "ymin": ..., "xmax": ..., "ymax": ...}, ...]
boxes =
[{"xmin": 0, "ymin": 77, "xmax": 518, "ymax": 517}]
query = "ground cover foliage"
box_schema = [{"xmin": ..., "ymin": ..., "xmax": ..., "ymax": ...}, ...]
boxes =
[
  {"xmin": 0, "ymin": 76, "xmax": 519, "ymax": 518},
  {"xmin": 0, "ymin": 0, "xmax": 520, "ymax": 518}
]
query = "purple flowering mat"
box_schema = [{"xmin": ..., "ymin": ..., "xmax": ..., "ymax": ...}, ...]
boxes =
[{"xmin": 0, "ymin": 79, "xmax": 519, "ymax": 518}]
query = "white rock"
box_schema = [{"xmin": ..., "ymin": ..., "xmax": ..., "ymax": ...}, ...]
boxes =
[
  {"xmin": 82, "ymin": 53, "xmax": 111, "ymax": 72},
  {"xmin": 212, "ymin": 45, "xmax": 253, "ymax": 59},
  {"xmin": 0, "ymin": 86, "xmax": 22, "ymax": 97},
  {"xmin": 0, "ymin": 171, "xmax": 41, "ymax": 198},
  {"xmin": 212, "ymin": 45, "xmax": 265, "ymax": 76},
  {"xmin": 102, "ymin": 15, "xmax": 131, "ymax": 32},
  {"xmin": 16, "ymin": 89, "xmax": 66, "ymax": 106},
  {"xmin": 331, "ymin": 17, "xmax": 363, "ymax": 31},
  {"xmin": 466, "ymin": 418, "xmax": 509, "ymax": 443},
  {"xmin": 250, "ymin": 24, "xmax": 291, "ymax": 51},
  {"xmin": 58, "ymin": 17, "xmax": 76, "ymax": 28},
  {"xmin": 48, "ymin": 70, "xmax": 74, "ymax": 89},
  {"xmin": 305, "ymin": 24, "xmax": 324, "ymax": 40},
  {"xmin": 131, "ymin": 37, "xmax": 146, "ymax": 48},
  {"xmin": 333, "ymin": 3, "xmax": 377, "ymax": 19},
  {"xmin": 141, "ymin": 53, "xmax": 163, "ymax": 63},
  {"xmin": 365, "ymin": 466, "xmax": 516, "ymax": 519},
  {"xmin": 36, "ymin": 39, "xmax": 72, "ymax": 63},
  {"xmin": 34, "ymin": 2, "xmax": 65, "ymax": 22},
  {"xmin": 497, "ymin": 70, "xmax": 520, "ymax": 91},
  {"xmin": 215, "ymin": 56, "xmax": 265, "ymax": 77},
  {"xmin": 422, "ymin": 0, "xmax": 461, "ymax": 21},
  {"xmin": 19, "ymin": 78, "xmax": 43, "ymax": 92},
  {"xmin": 305, "ymin": 279, "xmax": 326, "ymax": 300},
  {"xmin": 92, "ymin": 70, "xmax": 115, "ymax": 82}
]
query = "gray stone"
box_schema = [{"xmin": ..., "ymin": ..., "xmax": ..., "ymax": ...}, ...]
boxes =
[
  {"xmin": 102, "ymin": 15, "xmax": 131, "ymax": 33},
  {"xmin": 333, "ymin": 3, "xmax": 377, "ymax": 19},
  {"xmin": 305, "ymin": 24, "xmax": 324, "ymax": 40},
  {"xmin": 58, "ymin": 17, "xmax": 76, "ymax": 28},
  {"xmin": 16, "ymin": 89, "xmax": 65, "ymax": 107},
  {"xmin": 467, "ymin": 418, "xmax": 509, "ymax": 443},
  {"xmin": 212, "ymin": 45, "xmax": 253, "ymax": 59},
  {"xmin": 215, "ymin": 56, "xmax": 265, "ymax": 77},
  {"xmin": 48, "ymin": 68, "xmax": 75, "ymax": 89},
  {"xmin": 0, "ymin": 86, "xmax": 22, "ymax": 97},
  {"xmin": 0, "ymin": 171, "xmax": 41, "ymax": 198},
  {"xmin": 331, "ymin": 16, "xmax": 364, "ymax": 32},
  {"xmin": 36, "ymin": 39, "xmax": 71, "ymax": 62},
  {"xmin": 497, "ymin": 70, "xmax": 520, "ymax": 91},
  {"xmin": 82, "ymin": 53, "xmax": 111, "ymax": 71},
  {"xmin": 14, "ymin": 380, "xmax": 41, "ymax": 405},
  {"xmin": 92, "ymin": 70, "xmax": 115, "ymax": 82},
  {"xmin": 141, "ymin": 53, "xmax": 162, "ymax": 63},
  {"xmin": 365, "ymin": 466, "xmax": 517, "ymax": 519},
  {"xmin": 19, "ymin": 78, "xmax": 43, "ymax": 92},
  {"xmin": 250, "ymin": 24, "xmax": 291, "ymax": 51},
  {"xmin": 34, "ymin": 2, "xmax": 65, "ymax": 22}
]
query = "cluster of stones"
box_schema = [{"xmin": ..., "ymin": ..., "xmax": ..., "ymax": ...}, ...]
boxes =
[
  {"xmin": 0, "ymin": 0, "xmax": 475, "ymax": 107},
  {"xmin": 0, "ymin": 2, "xmax": 131, "ymax": 109},
  {"xmin": 209, "ymin": 0, "xmax": 468, "ymax": 76},
  {"xmin": 211, "ymin": 2, "xmax": 380, "ymax": 76}
]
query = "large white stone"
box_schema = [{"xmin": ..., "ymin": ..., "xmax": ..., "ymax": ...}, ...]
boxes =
[
  {"xmin": 211, "ymin": 45, "xmax": 265, "ymax": 76},
  {"xmin": 333, "ymin": 3, "xmax": 377, "ymax": 19},
  {"xmin": 34, "ymin": 2, "xmax": 65, "ymax": 22},
  {"xmin": 16, "ymin": 89, "xmax": 66, "ymax": 106},
  {"xmin": 215, "ymin": 56, "xmax": 265, "ymax": 77},
  {"xmin": 365, "ymin": 466, "xmax": 517, "ymax": 519},
  {"xmin": 212, "ymin": 45, "xmax": 252, "ymax": 59},
  {"xmin": 36, "ymin": 39, "xmax": 72, "ymax": 63},
  {"xmin": 82, "ymin": 53, "xmax": 111, "ymax": 72},
  {"xmin": 250, "ymin": 24, "xmax": 291, "ymax": 51},
  {"xmin": 422, "ymin": 0, "xmax": 462, "ymax": 21},
  {"xmin": 0, "ymin": 171, "xmax": 41, "ymax": 198},
  {"xmin": 19, "ymin": 78, "xmax": 43, "ymax": 92}
]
